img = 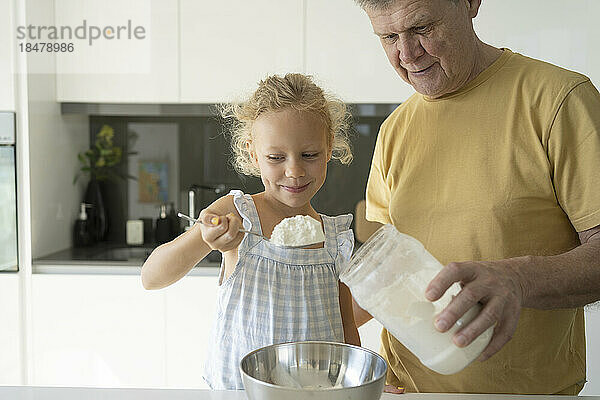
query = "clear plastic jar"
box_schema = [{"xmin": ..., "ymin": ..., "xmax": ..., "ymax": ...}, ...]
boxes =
[{"xmin": 340, "ymin": 224, "xmax": 493, "ymax": 375}]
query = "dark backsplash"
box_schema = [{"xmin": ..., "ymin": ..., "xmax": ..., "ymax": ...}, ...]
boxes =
[{"xmin": 88, "ymin": 114, "xmax": 387, "ymax": 243}]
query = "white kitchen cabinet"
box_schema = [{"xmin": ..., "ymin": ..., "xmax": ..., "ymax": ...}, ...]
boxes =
[
  {"xmin": 31, "ymin": 274, "xmax": 167, "ymax": 388},
  {"xmin": 55, "ymin": 0, "xmax": 179, "ymax": 103},
  {"xmin": 0, "ymin": 0, "xmax": 15, "ymax": 111},
  {"xmin": 0, "ymin": 274, "xmax": 21, "ymax": 385},
  {"xmin": 179, "ymin": 0, "xmax": 304, "ymax": 103},
  {"xmin": 163, "ymin": 275, "xmax": 219, "ymax": 389},
  {"xmin": 305, "ymin": 0, "xmax": 414, "ymax": 103}
]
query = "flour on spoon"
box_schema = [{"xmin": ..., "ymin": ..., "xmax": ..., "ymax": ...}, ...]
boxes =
[{"xmin": 270, "ymin": 215, "xmax": 325, "ymax": 247}]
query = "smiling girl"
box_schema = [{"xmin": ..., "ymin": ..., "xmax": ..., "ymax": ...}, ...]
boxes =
[{"xmin": 141, "ymin": 73, "xmax": 359, "ymax": 389}]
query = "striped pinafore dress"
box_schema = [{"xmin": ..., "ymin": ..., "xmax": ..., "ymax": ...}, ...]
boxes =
[{"xmin": 203, "ymin": 190, "xmax": 354, "ymax": 390}]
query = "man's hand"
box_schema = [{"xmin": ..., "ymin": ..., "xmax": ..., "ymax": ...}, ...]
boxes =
[{"xmin": 424, "ymin": 258, "xmax": 526, "ymax": 361}]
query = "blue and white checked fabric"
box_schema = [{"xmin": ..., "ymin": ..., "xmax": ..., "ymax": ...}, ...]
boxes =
[{"xmin": 202, "ymin": 190, "xmax": 354, "ymax": 390}]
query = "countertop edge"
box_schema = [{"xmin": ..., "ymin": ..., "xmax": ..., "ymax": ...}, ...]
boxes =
[
  {"xmin": 32, "ymin": 262, "xmax": 220, "ymax": 276},
  {"xmin": 0, "ymin": 386, "xmax": 596, "ymax": 399}
]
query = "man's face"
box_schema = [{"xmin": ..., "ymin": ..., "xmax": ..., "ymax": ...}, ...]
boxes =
[{"xmin": 366, "ymin": 0, "xmax": 480, "ymax": 98}]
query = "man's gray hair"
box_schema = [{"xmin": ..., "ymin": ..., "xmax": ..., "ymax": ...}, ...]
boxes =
[
  {"xmin": 354, "ymin": 0, "xmax": 394, "ymax": 10},
  {"xmin": 355, "ymin": 0, "xmax": 459, "ymax": 10}
]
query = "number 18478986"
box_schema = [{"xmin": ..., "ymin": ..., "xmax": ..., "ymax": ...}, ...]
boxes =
[{"xmin": 19, "ymin": 42, "xmax": 74, "ymax": 52}]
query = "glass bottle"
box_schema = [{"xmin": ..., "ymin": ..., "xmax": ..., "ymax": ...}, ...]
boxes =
[{"xmin": 340, "ymin": 224, "xmax": 493, "ymax": 375}]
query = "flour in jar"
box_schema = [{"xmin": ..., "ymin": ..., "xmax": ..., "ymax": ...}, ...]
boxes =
[{"xmin": 270, "ymin": 215, "xmax": 325, "ymax": 247}]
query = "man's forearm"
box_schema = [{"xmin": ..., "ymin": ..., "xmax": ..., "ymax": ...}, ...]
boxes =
[{"xmin": 513, "ymin": 239, "xmax": 600, "ymax": 309}]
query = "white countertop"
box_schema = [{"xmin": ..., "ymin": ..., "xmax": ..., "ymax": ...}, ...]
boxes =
[
  {"xmin": 0, "ymin": 387, "xmax": 597, "ymax": 400},
  {"xmin": 31, "ymin": 263, "xmax": 220, "ymax": 276}
]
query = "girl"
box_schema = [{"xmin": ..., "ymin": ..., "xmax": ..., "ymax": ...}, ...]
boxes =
[{"xmin": 141, "ymin": 73, "xmax": 360, "ymax": 389}]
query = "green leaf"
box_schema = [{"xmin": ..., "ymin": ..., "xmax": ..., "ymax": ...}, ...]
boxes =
[
  {"xmin": 98, "ymin": 125, "xmax": 114, "ymax": 139},
  {"xmin": 76, "ymin": 124, "xmax": 135, "ymax": 183}
]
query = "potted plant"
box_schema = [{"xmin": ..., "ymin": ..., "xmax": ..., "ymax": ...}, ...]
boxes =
[{"xmin": 74, "ymin": 125, "xmax": 136, "ymax": 242}]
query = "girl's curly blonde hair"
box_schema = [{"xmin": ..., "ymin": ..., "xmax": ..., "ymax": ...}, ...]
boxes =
[{"xmin": 220, "ymin": 73, "xmax": 353, "ymax": 177}]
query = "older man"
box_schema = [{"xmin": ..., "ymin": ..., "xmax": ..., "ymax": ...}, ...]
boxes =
[{"xmin": 354, "ymin": 0, "xmax": 600, "ymax": 395}]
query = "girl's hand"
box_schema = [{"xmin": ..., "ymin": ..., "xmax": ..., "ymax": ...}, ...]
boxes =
[{"xmin": 198, "ymin": 210, "xmax": 244, "ymax": 253}]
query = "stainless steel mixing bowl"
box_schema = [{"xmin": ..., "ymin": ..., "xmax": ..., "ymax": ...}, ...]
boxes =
[{"xmin": 240, "ymin": 341, "xmax": 387, "ymax": 400}]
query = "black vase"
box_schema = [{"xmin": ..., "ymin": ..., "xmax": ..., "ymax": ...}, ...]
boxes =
[{"xmin": 84, "ymin": 178, "xmax": 108, "ymax": 242}]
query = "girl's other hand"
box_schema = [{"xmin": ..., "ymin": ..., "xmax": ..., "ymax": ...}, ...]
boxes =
[{"xmin": 198, "ymin": 210, "xmax": 244, "ymax": 253}]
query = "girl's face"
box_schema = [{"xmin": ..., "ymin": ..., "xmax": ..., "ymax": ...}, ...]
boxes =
[{"xmin": 250, "ymin": 108, "xmax": 331, "ymax": 212}]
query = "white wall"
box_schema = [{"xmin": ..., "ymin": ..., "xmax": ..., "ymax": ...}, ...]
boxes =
[
  {"xmin": 25, "ymin": 0, "xmax": 89, "ymax": 258},
  {"xmin": 474, "ymin": 2, "xmax": 600, "ymax": 394},
  {"xmin": 474, "ymin": 0, "xmax": 600, "ymax": 88}
]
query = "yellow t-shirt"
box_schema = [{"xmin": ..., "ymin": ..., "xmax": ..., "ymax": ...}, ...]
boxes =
[{"xmin": 365, "ymin": 49, "xmax": 600, "ymax": 394}]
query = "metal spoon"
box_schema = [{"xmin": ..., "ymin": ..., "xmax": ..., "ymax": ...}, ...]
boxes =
[{"xmin": 177, "ymin": 212, "xmax": 323, "ymax": 249}]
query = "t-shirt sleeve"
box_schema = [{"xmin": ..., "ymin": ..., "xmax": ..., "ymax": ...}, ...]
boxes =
[
  {"xmin": 547, "ymin": 80, "xmax": 600, "ymax": 232},
  {"xmin": 365, "ymin": 127, "xmax": 392, "ymax": 225}
]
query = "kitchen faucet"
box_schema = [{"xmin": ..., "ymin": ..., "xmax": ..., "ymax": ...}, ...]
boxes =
[{"xmin": 187, "ymin": 184, "xmax": 227, "ymax": 227}]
